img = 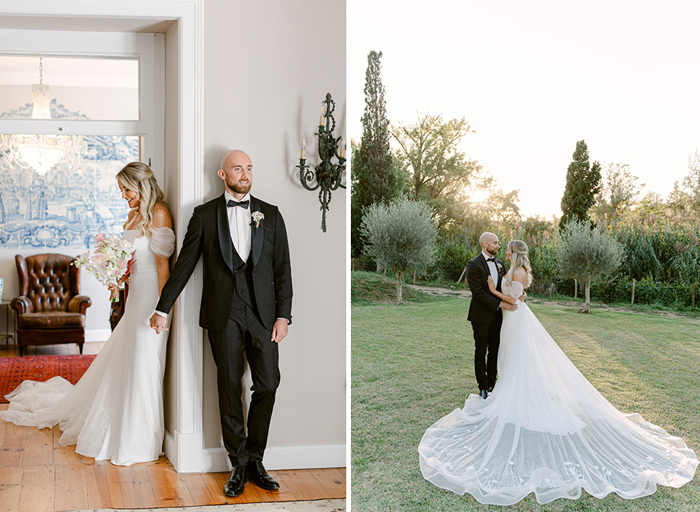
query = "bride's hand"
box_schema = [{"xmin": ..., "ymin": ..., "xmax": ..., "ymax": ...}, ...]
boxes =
[
  {"xmin": 487, "ymin": 275, "xmax": 496, "ymax": 292},
  {"xmin": 108, "ymin": 283, "xmax": 118, "ymax": 301}
]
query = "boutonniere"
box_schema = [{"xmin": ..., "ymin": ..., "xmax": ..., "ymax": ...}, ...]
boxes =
[
  {"xmin": 252, "ymin": 211, "xmax": 265, "ymax": 228},
  {"xmin": 496, "ymin": 262, "xmax": 504, "ymax": 273}
]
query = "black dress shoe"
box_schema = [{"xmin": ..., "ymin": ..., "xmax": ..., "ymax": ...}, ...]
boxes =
[
  {"xmin": 248, "ymin": 460, "xmax": 280, "ymax": 491},
  {"xmin": 224, "ymin": 464, "xmax": 248, "ymax": 497},
  {"xmin": 479, "ymin": 389, "xmax": 488, "ymax": 399}
]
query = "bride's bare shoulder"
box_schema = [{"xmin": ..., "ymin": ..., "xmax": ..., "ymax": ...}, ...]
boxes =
[
  {"xmin": 513, "ymin": 267, "xmax": 528, "ymax": 285},
  {"xmin": 152, "ymin": 204, "xmax": 173, "ymax": 229}
]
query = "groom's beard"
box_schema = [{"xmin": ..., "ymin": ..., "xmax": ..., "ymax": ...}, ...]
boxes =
[{"xmin": 227, "ymin": 177, "xmax": 252, "ymax": 195}]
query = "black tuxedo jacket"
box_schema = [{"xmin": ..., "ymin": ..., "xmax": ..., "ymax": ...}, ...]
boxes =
[
  {"xmin": 156, "ymin": 194, "xmax": 292, "ymax": 331},
  {"xmin": 466, "ymin": 253, "xmax": 505, "ymax": 324}
]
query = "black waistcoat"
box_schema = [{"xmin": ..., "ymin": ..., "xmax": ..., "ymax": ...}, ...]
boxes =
[{"xmin": 231, "ymin": 249, "xmax": 256, "ymax": 311}]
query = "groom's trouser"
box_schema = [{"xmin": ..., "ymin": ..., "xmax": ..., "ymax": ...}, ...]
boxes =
[
  {"xmin": 471, "ymin": 313, "xmax": 502, "ymax": 391},
  {"xmin": 208, "ymin": 304, "xmax": 280, "ymax": 467}
]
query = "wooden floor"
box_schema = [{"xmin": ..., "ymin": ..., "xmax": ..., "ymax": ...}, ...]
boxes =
[{"xmin": 0, "ymin": 342, "xmax": 346, "ymax": 511}]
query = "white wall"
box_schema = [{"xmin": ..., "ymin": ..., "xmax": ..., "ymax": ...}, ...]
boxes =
[
  {"xmin": 198, "ymin": 0, "xmax": 347, "ymax": 467},
  {"xmin": 162, "ymin": 19, "xmax": 180, "ymax": 443}
]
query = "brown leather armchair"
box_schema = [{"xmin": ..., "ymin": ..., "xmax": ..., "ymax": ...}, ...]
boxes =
[{"xmin": 11, "ymin": 254, "xmax": 92, "ymax": 356}]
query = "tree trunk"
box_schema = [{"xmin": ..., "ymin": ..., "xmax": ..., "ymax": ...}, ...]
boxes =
[
  {"xmin": 574, "ymin": 279, "xmax": 577, "ymax": 299},
  {"xmin": 395, "ymin": 271, "xmax": 404, "ymax": 304},
  {"xmin": 413, "ymin": 269, "xmax": 417, "ymax": 285},
  {"xmin": 631, "ymin": 278, "xmax": 635, "ymax": 306},
  {"xmin": 579, "ymin": 281, "xmax": 591, "ymax": 313}
]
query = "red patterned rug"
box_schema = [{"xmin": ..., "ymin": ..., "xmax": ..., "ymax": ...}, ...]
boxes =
[{"xmin": 0, "ymin": 355, "xmax": 96, "ymax": 403}]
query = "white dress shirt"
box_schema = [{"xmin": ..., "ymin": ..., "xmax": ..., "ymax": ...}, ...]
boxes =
[
  {"xmin": 226, "ymin": 191, "xmax": 252, "ymax": 262},
  {"xmin": 482, "ymin": 251, "xmax": 499, "ymax": 285}
]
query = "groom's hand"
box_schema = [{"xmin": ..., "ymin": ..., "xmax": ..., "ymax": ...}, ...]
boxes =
[
  {"xmin": 500, "ymin": 301, "xmax": 518, "ymax": 311},
  {"xmin": 271, "ymin": 318, "xmax": 289, "ymax": 343},
  {"xmin": 149, "ymin": 313, "xmax": 168, "ymax": 334}
]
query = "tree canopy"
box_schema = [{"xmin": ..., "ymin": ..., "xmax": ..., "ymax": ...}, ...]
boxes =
[
  {"xmin": 361, "ymin": 197, "xmax": 437, "ymax": 303},
  {"xmin": 391, "ymin": 113, "xmax": 489, "ymax": 229},
  {"xmin": 556, "ymin": 218, "xmax": 623, "ymax": 313},
  {"xmin": 560, "ymin": 140, "xmax": 602, "ymax": 228},
  {"xmin": 590, "ymin": 163, "xmax": 644, "ymax": 226}
]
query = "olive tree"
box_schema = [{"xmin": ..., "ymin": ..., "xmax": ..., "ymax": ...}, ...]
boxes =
[
  {"xmin": 361, "ymin": 198, "xmax": 437, "ymax": 303},
  {"xmin": 556, "ymin": 218, "xmax": 623, "ymax": 313}
]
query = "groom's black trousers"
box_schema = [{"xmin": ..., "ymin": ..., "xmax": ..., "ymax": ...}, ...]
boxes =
[
  {"xmin": 207, "ymin": 304, "xmax": 280, "ymax": 467},
  {"xmin": 472, "ymin": 312, "xmax": 502, "ymax": 391}
]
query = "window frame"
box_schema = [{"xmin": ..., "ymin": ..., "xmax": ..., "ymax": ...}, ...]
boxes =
[{"xmin": 0, "ymin": 28, "xmax": 165, "ymax": 183}]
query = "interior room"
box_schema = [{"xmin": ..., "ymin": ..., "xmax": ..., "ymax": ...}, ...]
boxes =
[{"xmin": 0, "ymin": 1, "xmax": 346, "ymax": 510}]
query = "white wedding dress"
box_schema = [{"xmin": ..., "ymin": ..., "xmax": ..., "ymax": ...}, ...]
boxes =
[
  {"xmin": 1, "ymin": 228, "xmax": 175, "ymax": 466},
  {"xmin": 419, "ymin": 279, "xmax": 698, "ymax": 505}
]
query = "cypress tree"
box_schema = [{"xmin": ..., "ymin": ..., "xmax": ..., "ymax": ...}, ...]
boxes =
[
  {"xmin": 351, "ymin": 51, "xmax": 400, "ymax": 257},
  {"xmin": 560, "ymin": 140, "xmax": 602, "ymax": 228}
]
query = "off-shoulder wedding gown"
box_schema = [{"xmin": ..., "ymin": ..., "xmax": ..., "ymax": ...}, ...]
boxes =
[
  {"xmin": 418, "ymin": 279, "xmax": 698, "ymax": 505},
  {"xmin": 1, "ymin": 228, "xmax": 175, "ymax": 466}
]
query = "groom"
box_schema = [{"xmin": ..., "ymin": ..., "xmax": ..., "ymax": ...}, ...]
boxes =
[
  {"xmin": 150, "ymin": 150, "xmax": 292, "ymax": 497},
  {"xmin": 466, "ymin": 232, "xmax": 516, "ymax": 399}
]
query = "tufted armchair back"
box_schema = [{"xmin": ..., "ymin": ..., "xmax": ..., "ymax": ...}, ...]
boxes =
[{"xmin": 16, "ymin": 254, "xmax": 81, "ymax": 312}]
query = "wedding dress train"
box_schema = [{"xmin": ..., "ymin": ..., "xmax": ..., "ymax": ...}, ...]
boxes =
[
  {"xmin": 1, "ymin": 228, "xmax": 175, "ymax": 466},
  {"xmin": 418, "ymin": 279, "xmax": 698, "ymax": 505}
]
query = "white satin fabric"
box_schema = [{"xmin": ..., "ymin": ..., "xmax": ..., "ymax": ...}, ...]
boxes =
[
  {"xmin": 1, "ymin": 228, "xmax": 175, "ymax": 466},
  {"xmin": 419, "ymin": 279, "xmax": 698, "ymax": 505}
]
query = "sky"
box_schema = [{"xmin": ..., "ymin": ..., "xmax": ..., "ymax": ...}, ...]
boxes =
[{"xmin": 348, "ymin": 0, "xmax": 700, "ymax": 219}]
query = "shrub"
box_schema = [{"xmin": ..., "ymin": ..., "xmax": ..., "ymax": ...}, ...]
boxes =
[
  {"xmin": 557, "ymin": 219, "xmax": 624, "ymax": 313},
  {"xmin": 361, "ymin": 198, "xmax": 437, "ymax": 303}
]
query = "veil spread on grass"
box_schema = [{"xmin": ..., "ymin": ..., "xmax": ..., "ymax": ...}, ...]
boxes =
[{"xmin": 418, "ymin": 280, "xmax": 699, "ymax": 506}]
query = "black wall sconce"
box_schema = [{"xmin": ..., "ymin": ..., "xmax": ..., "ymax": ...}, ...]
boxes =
[{"xmin": 297, "ymin": 92, "xmax": 346, "ymax": 232}]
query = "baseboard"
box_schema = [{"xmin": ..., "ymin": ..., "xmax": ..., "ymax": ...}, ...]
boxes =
[
  {"xmin": 200, "ymin": 444, "xmax": 346, "ymax": 472},
  {"xmin": 85, "ymin": 329, "xmax": 111, "ymax": 343},
  {"xmin": 164, "ymin": 429, "xmax": 345, "ymax": 473}
]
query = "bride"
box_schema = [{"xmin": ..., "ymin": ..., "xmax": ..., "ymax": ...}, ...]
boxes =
[
  {"xmin": 418, "ymin": 240, "xmax": 698, "ymax": 505},
  {"xmin": 1, "ymin": 162, "xmax": 175, "ymax": 466}
]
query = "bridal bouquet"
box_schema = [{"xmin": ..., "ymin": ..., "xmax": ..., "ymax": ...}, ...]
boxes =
[{"xmin": 74, "ymin": 233, "xmax": 136, "ymax": 302}]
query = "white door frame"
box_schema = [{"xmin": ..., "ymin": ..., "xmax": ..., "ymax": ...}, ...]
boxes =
[{"xmin": 0, "ymin": 0, "xmax": 205, "ymax": 472}]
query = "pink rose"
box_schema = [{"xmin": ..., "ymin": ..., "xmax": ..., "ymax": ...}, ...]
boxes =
[
  {"xmin": 92, "ymin": 253, "xmax": 107, "ymax": 265},
  {"xmin": 95, "ymin": 233, "xmax": 107, "ymax": 243},
  {"xmin": 117, "ymin": 259, "xmax": 127, "ymax": 269}
]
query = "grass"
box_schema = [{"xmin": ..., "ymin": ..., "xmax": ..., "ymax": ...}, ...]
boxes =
[
  {"xmin": 351, "ymin": 296, "xmax": 700, "ymax": 511},
  {"xmin": 351, "ymin": 271, "xmax": 450, "ymax": 305}
]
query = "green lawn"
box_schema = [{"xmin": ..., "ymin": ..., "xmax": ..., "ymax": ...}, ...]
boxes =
[{"xmin": 352, "ymin": 297, "xmax": 700, "ymax": 511}]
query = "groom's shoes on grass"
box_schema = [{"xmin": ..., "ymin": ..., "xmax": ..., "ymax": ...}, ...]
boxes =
[
  {"xmin": 224, "ymin": 464, "xmax": 249, "ymax": 497},
  {"xmin": 480, "ymin": 389, "xmax": 488, "ymax": 399},
  {"xmin": 249, "ymin": 459, "xmax": 280, "ymax": 491}
]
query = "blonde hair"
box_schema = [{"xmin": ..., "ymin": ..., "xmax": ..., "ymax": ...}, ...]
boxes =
[
  {"xmin": 505, "ymin": 240, "xmax": 533, "ymax": 288},
  {"xmin": 116, "ymin": 162, "xmax": 166, "ymax": 237}
]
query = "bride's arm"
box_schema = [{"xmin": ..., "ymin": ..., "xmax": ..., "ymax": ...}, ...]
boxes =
[
  {"xmin": 487, "ymin": 268, "xmax": 528, "ymax": 305},
  {"xmin": 153, "ymin": 205, "xmax": 174, "ymax": 296},
  {"xmin": 487, "ymin": 276, "xmax": 517, "ymax": 304}
]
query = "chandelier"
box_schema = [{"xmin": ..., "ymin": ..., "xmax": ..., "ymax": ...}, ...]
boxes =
[{"xmin": 0, "ymin": 57, "xmax": 85, "ymax": 176}]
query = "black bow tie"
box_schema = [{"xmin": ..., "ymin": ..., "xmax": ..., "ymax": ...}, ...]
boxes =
[
  {"xmin": 227, "ymin": 199, "xmax": 249, "ymax": 209},
  {"xmin": 486, "ymin": 257, "xmax": 496, "ymax": 263}
]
